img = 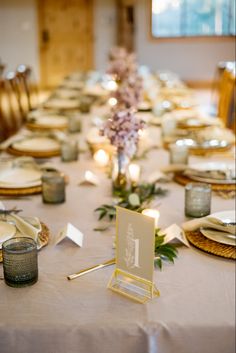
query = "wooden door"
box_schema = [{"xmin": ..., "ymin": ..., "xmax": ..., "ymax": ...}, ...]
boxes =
[{"xmin": 38, "ymin": 0, "xmax": 94, "ymax": 87}]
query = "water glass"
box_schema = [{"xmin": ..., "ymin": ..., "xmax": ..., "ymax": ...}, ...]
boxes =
[
  {"xmin": 61, "ymin": 140, "xmax": 78, "ymax": 162},
  {"xmin": 185, "ymin": 183, "xmax": 211, "ymax": 218},
  {"xmin": 169, "ymin": 144, "xmax": 189, "ymax": 165},
  {"xmin": 161, "ymin": 116, "xmax": 177, "ymax": 138},
  {"xmin": 2, "ymin": 237, "xmax": 38, "ymax": 287},
  {"xmin": 42, "ymin": 170, "xmax": 65, "ymax": 204},
  {"xmin": 68, "ymin": 115, "xmax": 81, "ymax": 133}
]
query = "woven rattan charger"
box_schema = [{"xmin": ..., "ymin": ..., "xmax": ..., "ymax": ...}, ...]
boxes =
[
  {"xmin": 163, "ymin": 141, "xmax": 233, "ymax": 156},
  {"xmin": 7, "ymin": 145, "xmax": 60, "ymax": 158},
  {"xmin": 185, "ymin": 229, "xmax": 236, "ymax": 259},
  {"xmin": 26, "ymin": 122, "xmax": 68, "ymax": 131},
  {"xmin": 174, "ymin": 172, "xmax": 236, "ymax": 192}
]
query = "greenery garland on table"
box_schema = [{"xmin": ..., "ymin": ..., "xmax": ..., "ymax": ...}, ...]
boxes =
[{"xmin": 94, "ymin": 182, "xmax": 178, "ymax": 269}]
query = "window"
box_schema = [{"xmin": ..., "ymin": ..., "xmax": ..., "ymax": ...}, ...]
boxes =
[{"xmin": 151, "ymin": 0, "xmax": 236, "ymax": 38}]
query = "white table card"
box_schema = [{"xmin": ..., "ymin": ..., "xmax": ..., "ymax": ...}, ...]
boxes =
[
  {"xmin": 55, "ymin": 223, "xmax": 84, "ymax": 247},
  {"xmin": 78, "ymin": 170, "xmax": 99, "ymax": 186},
  {"xmin": 163, "ymin": 223, "xmax": 190, "ymax": 247},
  {"xmin": 108, "ymin": 206, "xmax": 159, "ymax": 303}
]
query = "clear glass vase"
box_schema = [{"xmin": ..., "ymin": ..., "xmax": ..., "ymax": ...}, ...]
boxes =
[{"xmin": 112, "ymin": 150, "xmax": 130, "ymax": 193}]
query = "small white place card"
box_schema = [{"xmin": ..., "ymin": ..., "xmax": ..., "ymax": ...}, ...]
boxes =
[
  {"xmin": 163, "ymin": 223, "xmax": 190, "ymax": 247},
  {"xmin": 78, "ymin": 170, "xmax": 99, "ymax": 186},
  {"xmin": 55, "ymin": 223, "xmax": 84, "ymax": 247}
]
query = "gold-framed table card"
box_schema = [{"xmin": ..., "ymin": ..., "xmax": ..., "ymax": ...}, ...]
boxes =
[{"xmin": 108, "ymin": 207, "xmax": 159, "ymax": 304}]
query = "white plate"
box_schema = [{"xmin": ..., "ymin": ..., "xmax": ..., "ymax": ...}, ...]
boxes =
[
  {"xmin": 0, "ymin": 221, "xmax": 16, "ymax": 248},
  {"xmin": 33, "ymin": 115, "xmax": 68, "ymax": 128},
  {"xmin": 54, "ymin": 89, "xmax": 79, "ymax": 99},
  {"xmin": 44, "ymin": 99, "xmax": 80, "ymax": 110},
  {"xmin": 186, "ymin": 162, "xmax": 235, "ymax": 184},
  {"xmin": 201, "ymin": 228, "xmax": 236, "ymax": 246},
  {"xmin": 185, "ymin": 174, "xmax": 236, "ymax": 185},
  {"xmin": 138, "ymin": 101, "xmax": 152, "ymax": 111},
  {"xmin": 0, "ymin": 167, "xmax": 42, "ymax": 189},
  {"xmin": 189, "ymin": 162, "xmax": 235, "ymax": 172},
  {"xmin": 83, "ymin": 85, "xmax": 107, "ymax": 97},
  {"xmin": 208, "ymin": 210, "xmax": 235, "ymax": 224},
  {"xmin": 61, "ymin": 81, "xmax": 84, "ymax": 90},
  {"xmin": 12, "ymin": 137, "xmax": 60, "ymax": 152}
]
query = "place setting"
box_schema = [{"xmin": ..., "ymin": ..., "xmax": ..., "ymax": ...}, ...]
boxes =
[
  {"xmin": 6, "ymin": 132, "xmax": 63, "ymax": 158},
  {"xmin": 43, "ymin": 97, "xmax": 81, "ymax": 111},
  {"xmin": 0, "ymin": 203, "xmax": 50, "ymax": 286},
  {"xmin": 26, "ymin": 112, "xmax": 69, "ymax": 131},
  {"xmin": 173, "ymin": 161, "xmax": 236, "ymax": 193},
  {"xmin": 183, "ymin": 210, "xmax": 236, "ymax": 259},
  {"xmin": 0, "ymin": 156, "xmax": 67, "ymax": 196}
]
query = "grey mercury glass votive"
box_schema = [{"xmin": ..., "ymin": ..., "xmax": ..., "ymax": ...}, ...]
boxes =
[
  {"xmin": 61, "ymin": 140, "xmax": 78, "ymax": 162},
  {"xmin": 185, "ymin": 183, "xmax": 212, "ymax": 218},
  {"xmin": 68, "ymin": 115, "xmax": 81, "ymax": 133},
  {"xmin": 42, "ymin": 170, "xmax": 65, "ymax": 204},
  {"xmin": 169, "ymin": 143, "xmax": 189, "ymax": 165},
  {"xmin": 2, "ymin": 237, "xmax": 38, "ymax": 287}
]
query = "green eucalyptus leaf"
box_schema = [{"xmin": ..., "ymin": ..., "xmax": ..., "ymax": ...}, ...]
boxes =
[{"xmin": 128, "ymin": 193, "xmax": 140, "ymax": 207}]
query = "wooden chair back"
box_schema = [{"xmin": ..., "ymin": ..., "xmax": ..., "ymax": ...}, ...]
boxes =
[
  {"xmin": 0, "ymin": 74, "xmax": 24, "ymax": 141},
  {"xmin": 218, "ymin": 66, "xmax": 235, "ymax": 130}
]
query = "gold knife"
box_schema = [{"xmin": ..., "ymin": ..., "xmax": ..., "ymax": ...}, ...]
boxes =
[{"xmin": 67, "ymin": 258, "xmax": 115, "ymax": 281}]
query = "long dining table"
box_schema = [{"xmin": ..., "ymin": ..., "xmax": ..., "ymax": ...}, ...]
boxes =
[{"xmin": 0, "ymin": 84, "xmax": 235, "ymax": 353}]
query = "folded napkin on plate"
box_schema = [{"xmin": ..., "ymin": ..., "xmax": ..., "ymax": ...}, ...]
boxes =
[
  {"xmin": 0, "ymin": 203, "xmax": 42, "ymax": 246},
  {"xmin": 184, "ymin": 168, "xmax": 235, "ymax": 180},
  {"xmin": 182, "ymin": 217, "xmax": 236, "ymax": 235},
  {"xmin": 7, "ymin": 214, "xmax": 42, "ymax": 242},
  {"xmin": 198, "ymin": 126, "xmax": 235, "ymax": 144}
]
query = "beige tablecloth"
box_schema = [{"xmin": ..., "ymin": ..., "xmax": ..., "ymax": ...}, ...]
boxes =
[{"xmin": 0, "ymin": 106, "xmax": 235, "ymax": 353}]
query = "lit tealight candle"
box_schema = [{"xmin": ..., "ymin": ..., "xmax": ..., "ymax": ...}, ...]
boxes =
[
  {"xmin": 128, "ymin": 163, "xmax": 141, "ymax": 184},
  {"xmin": 106, "ymin": 80, "xmax": 118, "ymax": 91},
  {"xmin": 108, "ymin": 97, "xmax": 117, "ymax": 107},
  {"xmin": 93, "ymin": 149, "xmax": 110, "ymax": 167},
  {"xmin": 142, "ymin": 209, "xmax": 160, "ymax": 228}
]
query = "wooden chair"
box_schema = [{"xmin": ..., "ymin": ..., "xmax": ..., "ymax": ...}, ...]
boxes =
[
  {"xmin": 0, "ymin": 64, "xmax": 5, "ymax": 78},
  {"xmin": 0, "ymin": 74, "xmax": 24, "ymax": 141},
  {"xmin": 218, "ymin": 66, "xmax": 236, "ymax": 130}
]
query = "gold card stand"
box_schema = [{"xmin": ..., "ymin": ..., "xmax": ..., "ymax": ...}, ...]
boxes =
[{"xmin": 108, "ymin": 268, "xmax": 160, "ymax": 304}]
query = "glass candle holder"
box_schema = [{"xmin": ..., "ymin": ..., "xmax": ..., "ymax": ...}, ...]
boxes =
[
  {"xmin": 185, "ymin": 183, "xmax": 211, "ymax": 218},
  {"xmin": 2, "ymin": 237, "xmax": 38, "ymax": 287},
  {"xmin": 61, "ymin": 140, "xmax": 78, "ymax": 162},
  {"xmin": 42, "ymin": 170, "xmax": 65, "ymax": 204},
  {"xmin": 161, "ymin": 116, "xmax": 177, "ymax": 138},
  {"xmin": 169, "ymin": 144, "xmax": 189, "ymax": 165},
  {"xmin": 68, "ymin": 115, "xmax": 81, "ymax": 133},
  {"xmin": 79, "ymin": 96, "xmax": 92, "ymax": 113}
]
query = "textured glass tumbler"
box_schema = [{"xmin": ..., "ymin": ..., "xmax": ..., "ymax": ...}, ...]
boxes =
[
  {"xmin": 2, "ymin": 237, "xmax": 38, "ymax": 287},
  {"xmin": 68, "ymin": 116, "xmax": 81, "ymax": 133},
  {"xmin": 161, "ymin": 117, "xmax": 177, "ymax": 138},
  {"xmin": 61, "ymin": 140, "xmax": 78, "ymax": 162},
  {"xmin": 42, "ymin": 170, "xmax": 65, "ymax": 203},
  {"xmin": 185, "ymin": 183, "xmax": 211, "ymax": 217},
  {"xmin": 169, "ymin": 144, "xmax": 189, "ymax": 165}
]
